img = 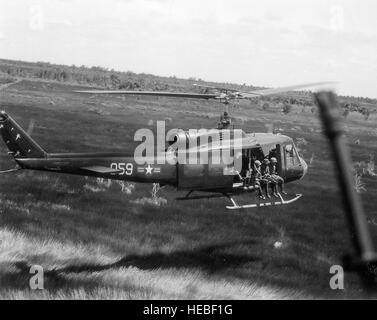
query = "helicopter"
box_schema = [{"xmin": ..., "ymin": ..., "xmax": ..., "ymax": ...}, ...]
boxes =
[
  {"xmin": 0, "ymin": 82, "xmax": 326, "ymax": 209},
  {"xmin": 77, "ymin": 82, "xmax": 330, "ymax": 109}
]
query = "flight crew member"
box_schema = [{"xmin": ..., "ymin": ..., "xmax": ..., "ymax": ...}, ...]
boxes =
[
  {"xmin": 243, "ymin": 155, "xmax": 256, "ymax": 189},
  {"xmin": 261, "ymin": 158, "xmax": 278, "ymax": 198},
  {"xmin": 254, "ymin": 160, "xmax": 267, "ymax": 199},
  {"xmin": 270, "ymin": 157, "xmax": 287, "ymax": 195},
  {"xmin": 243, "ymin": 164, "xmax": 252, "ymax": 190}
]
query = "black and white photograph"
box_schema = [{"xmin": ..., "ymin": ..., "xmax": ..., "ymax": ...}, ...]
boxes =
[{"xmin": 0, "ymin": 0, "xmax": 377, "ymax": 306}]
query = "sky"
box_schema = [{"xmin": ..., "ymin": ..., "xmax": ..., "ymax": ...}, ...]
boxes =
[{"xmin": 0, "ymin": 0, "xmax": 376, "ymax": 98}]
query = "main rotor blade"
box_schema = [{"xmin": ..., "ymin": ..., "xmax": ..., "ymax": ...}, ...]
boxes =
[
  {"xmin": 75, "ymin": 81, "xmax": 336, "ymax": 102},
  {"xmin": 75, "ymin": 90, "xmax": 218, "ymax": 100},
  {"xmin": 240, "ymin": 82, "xmax": 336, "ymax": 98},
  {"xmin": 193, "ymin": 84, "xmax": 240, "ymax": 93}
]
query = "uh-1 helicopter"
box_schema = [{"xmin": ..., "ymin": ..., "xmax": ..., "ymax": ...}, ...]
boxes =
[{"xmin": 0, "ymin": 82, "xmax": 329, "ymax": 209}]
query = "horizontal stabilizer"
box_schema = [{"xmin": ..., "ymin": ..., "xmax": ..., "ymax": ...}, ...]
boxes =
[{"xmin": 81, "ymin": 166, "xmax": 123, "ymax": 174}]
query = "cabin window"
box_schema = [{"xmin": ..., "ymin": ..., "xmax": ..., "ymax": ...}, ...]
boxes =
[
  {"xmin": 285, "ymin": 144, "xmax": 299, "ymax": 167},
  {"xmin": 268, "ymin": 147, "xmax": 277, "ymax": 159}
]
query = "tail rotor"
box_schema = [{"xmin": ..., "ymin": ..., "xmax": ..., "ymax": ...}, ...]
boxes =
[{"xmin": 0, "ymin": 111, "xmax": 46, "ymax": 173}]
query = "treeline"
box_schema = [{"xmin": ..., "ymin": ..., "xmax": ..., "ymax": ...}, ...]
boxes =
[
  {"xmin": 0, "ymin": 58, "xmax": 376, "ymax": 110},
  {"xmin": 0, "ymin": 59, "xmax": 172, "ymax": 90},
  {"xmin": 0, "ymin": 59, "xmax": 319, "ymax": 102},
  {"xmin": 0, "ymin": 59, "xmax": 251, "ymax": 93}
]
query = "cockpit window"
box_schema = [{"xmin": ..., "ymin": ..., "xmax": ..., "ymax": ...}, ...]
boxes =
[{"xmin": 285, "ymin": 144, "xmax": 299, "ymax": 167}]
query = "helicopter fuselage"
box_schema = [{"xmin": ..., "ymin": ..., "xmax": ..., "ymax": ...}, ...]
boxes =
[
  {"xmin": 1, "ymin": 112, "xmax": 307, "ymax": 196},
  {"xmin": 15, "ymin": 138, "xmax": 307, "ymax": 194}
]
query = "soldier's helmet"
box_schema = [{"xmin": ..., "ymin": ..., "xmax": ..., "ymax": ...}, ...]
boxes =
[
  {"xmin": 224, "ymin": 112, "xmax": 228, "ymax": 117},
  {"xmin": 263, "ymin": 158, "xmax": 270, "ymax": 165},
  {"xmin": 270, "ymin": 157, "xmax": 277, "ymax": 163},
  {"xmin": 255, "ymin": 160, "xmax": 261, "ymax": 166}
]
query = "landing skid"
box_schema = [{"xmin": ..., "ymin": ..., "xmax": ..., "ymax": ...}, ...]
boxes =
[{"xmin": 226, "ymin": 193, "xmax": 303, "ymax": 210}]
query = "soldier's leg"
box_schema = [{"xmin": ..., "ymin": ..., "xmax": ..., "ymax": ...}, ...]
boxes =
[
  {"xmin": 275, "ymin": 175, "xmax": 286, "ymax": 194},
  {"xmin": 257, "ymin": 181, "xmax": 265, "ymax": 199},
  {"xmin": 243, "ymin": 176, "xmax": 248, "ymax": 190},
  {"xmin": 267, "ymin": 177, "xmax": 278, "ymax": 197},
  {"xmin": 261, "ymin": 179, "xmax": 270, "ymax": 198},
  {"xmin": 271, "ymin": 178, "xmax": 279, "ymax": 197}
]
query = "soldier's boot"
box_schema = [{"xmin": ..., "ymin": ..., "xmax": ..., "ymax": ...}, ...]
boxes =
[
  {"xmin": 279, "ymin": 183, "xmax": 287, "ymax": 195},
  {"xmin": 260, "ymin": 188, "xmax": 266, "ymax": 200},
  {"xmin": 271, "ymin": 184, "xmax": 279, "ymax": 198},
  {"xmin": 258, "ymin": 191, "xmax": 266, "ymax": 200}
]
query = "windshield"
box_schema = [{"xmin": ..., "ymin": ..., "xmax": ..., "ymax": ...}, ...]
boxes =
[{"xmin": 285, "ymin": 144, "xmax": 300, "ymax": 167}]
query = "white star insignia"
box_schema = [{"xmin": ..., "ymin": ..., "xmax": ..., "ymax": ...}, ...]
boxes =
[{"xmin": 145, "ymin": 164, "xmax": 153, "ymax": 175}]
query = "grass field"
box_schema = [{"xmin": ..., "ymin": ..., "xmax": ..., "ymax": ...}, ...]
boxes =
[{"xmin": 1, "ymin": 76, "xmax": 377, "ymax": 299}]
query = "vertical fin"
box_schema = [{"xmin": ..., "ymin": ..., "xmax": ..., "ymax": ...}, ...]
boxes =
[{"xmin": 0, "ymin": 111, "xmax": 46, "ymax": 159}]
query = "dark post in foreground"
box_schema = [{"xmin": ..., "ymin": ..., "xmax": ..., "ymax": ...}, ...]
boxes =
[{"xmin": 315, "ymin": 91, "xmax": 377, "ymax": 288}]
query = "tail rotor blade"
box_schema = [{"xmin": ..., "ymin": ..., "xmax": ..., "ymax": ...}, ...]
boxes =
[{"xmin": 27, "ymin": 119, "xmax": 35, "ymax": 136}]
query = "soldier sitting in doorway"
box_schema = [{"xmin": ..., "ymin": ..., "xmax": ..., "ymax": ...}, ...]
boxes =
[
  {"xmin": 253, "ymin": 160, "xmax": 267, "ymax": 200},
  {"xmin": 269, "ymin": 157, "xmax": 287, "ymax": 195},
  {"xmin": 261, "ymin": 158, "xmax": 278, "ymax": 198}
]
